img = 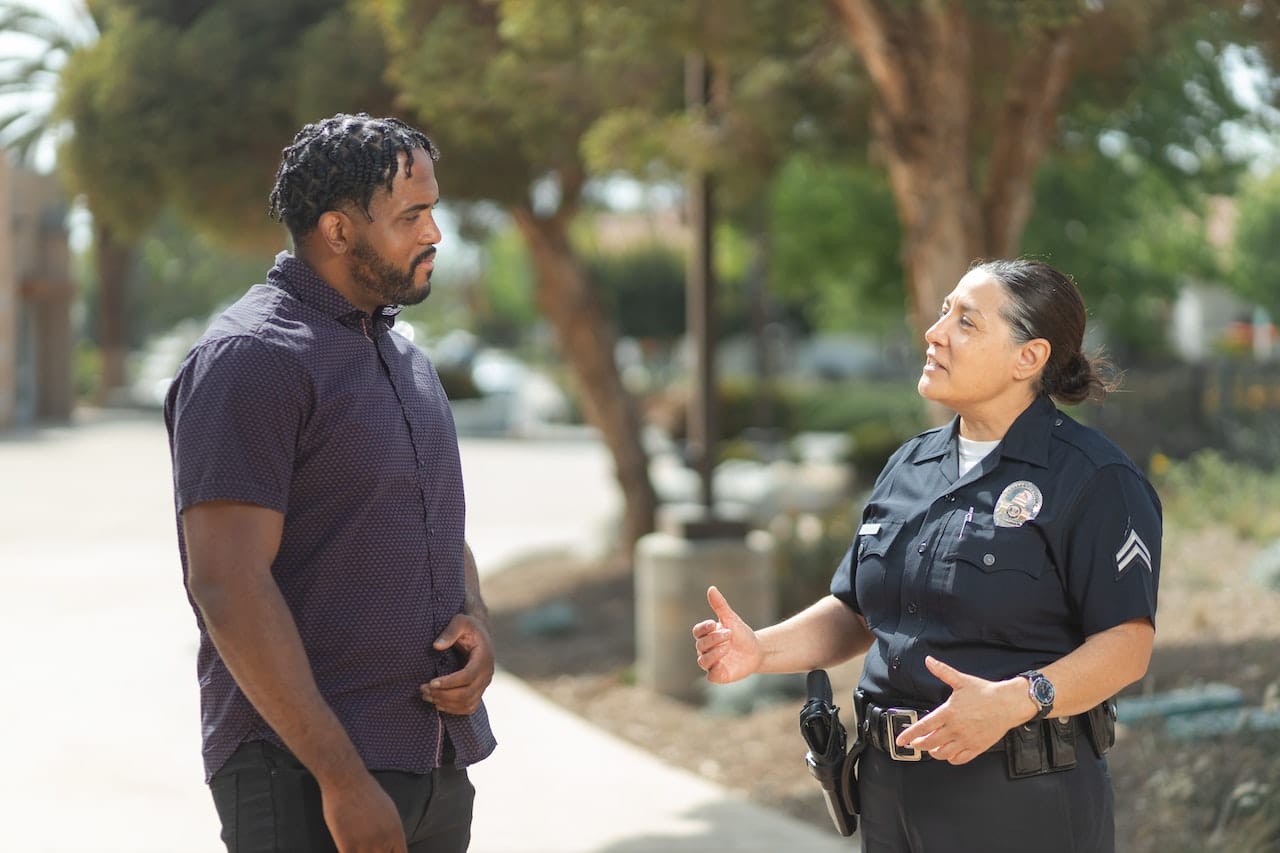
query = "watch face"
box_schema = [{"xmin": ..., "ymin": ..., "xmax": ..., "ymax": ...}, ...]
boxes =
[{"xmin": 1032, "ymin": 677, "xmax": 1055, "ymax": 706}]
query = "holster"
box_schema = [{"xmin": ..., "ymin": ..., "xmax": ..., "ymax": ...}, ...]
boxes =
[{"xmin": 799, "ymin": 670, "xmax": 861, "ymax": 836}]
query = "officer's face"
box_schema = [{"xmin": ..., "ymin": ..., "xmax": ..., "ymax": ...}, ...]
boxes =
[{"xmin": 919, "ymin": 270, "xmax": 1029, "ymax": 416}]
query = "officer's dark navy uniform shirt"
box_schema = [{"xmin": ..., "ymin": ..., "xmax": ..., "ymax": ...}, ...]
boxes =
[
  {"xmin": 831, "ymin": 394, "xmax": 1161, "ymax": 709},
  {"xmin": 166, "ymin": 252, "xmax": 496, "ymax": 781}
]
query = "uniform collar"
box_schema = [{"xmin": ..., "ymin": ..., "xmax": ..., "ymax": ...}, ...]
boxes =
[
  {"xmin": 268, "ymin": 251, "xmax": 401, "ymax": 334},
  {"xmin": 914, "ymin": 395, "xmax": 1056, "ymax": 470}
]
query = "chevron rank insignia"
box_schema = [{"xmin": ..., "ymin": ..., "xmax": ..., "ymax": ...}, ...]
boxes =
[{"xmin": 1115, "ymin": 526, "xmax": 1153, "ymax": 576}]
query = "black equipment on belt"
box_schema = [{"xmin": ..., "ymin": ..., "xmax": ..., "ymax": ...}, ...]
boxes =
[
  {"xmin": 799, "ymin": 670, "xmax": 861, "ymax": 836},
  {"xmin": 854, "ymin": 690, "xmax": 1119, "ymax": 778}
]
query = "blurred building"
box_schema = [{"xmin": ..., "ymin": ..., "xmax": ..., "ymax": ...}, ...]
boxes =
[{"xmin": 0, "ymin": 154, "xmax": 74, "ymax": 429}]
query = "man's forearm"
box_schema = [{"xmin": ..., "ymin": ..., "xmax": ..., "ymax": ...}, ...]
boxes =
[{"xmin": 193, "ymin": 572, "xmax": 366, "ymax": 786}]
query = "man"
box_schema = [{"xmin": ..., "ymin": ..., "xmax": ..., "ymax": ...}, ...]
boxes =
[{"xmin": 165, "ymin": 113, "xmax": 496, "ymax": 853}]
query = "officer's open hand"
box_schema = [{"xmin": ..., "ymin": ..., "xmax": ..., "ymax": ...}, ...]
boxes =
[
  {"xmin": 420, "ymin": 613, "xmax": 495, "ymax": 715},
  {"xmin": 894, "ymin": 655, "xmax": 1024, "ymax": 765},
  {"xmin": 691, "ymin": 585, "xmax": 763, "ymax": 684}
]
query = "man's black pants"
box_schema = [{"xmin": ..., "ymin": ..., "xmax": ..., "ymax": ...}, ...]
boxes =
[{"xmin": 209, "ymin": 741, "xmax": 474, "ymax": 853}]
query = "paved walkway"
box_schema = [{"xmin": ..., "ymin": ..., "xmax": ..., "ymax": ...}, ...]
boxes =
[{"xmin": 0, "ymin": 409, "xmax": 852, "ymax": 852}]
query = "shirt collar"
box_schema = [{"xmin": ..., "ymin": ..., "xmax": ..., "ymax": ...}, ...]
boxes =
[
  {"xmin": 913, "ymin": 394, "xmax": 1056, "ymax": 469},
  {"xmin": 268, "ymin": 251, "xmax": 401, "ymax": 332}
]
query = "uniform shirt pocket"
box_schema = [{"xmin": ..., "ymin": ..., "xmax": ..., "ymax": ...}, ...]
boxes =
[
  {"xmin": 945, "ymin": 526, "xmax": 1062, "ymax": 643},
  {"xmin": 852, "ymin": 520, "xmax": 906, "ymax": 627}
]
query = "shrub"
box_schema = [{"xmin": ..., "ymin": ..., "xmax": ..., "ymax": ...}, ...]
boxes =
[{"xmin": 1151, "ymin": 449, "xmax": 1280, "ymax": 542}]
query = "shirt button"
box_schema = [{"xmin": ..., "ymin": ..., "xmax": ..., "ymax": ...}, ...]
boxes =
[
  {"xmin": 907, "ymin": 603, "xmax": 919, "ymax": 615},
  {"xmin": 1055, "ymin": 418, "xmax": 1063, "ymax": 427},
  {"xmin": 891, "ymin": 656, "xmax": 902, "ymax": 669},
  {"xmin": 918, "ymin": 541, "xmax": 927, "ymax": 554},
  {"xmin": 983, "ymin": 553, "xmax": 996, "ymax": 566}
]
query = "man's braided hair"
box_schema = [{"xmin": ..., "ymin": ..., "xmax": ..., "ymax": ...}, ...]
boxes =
[{"xmin": 268, "ymin": 113, "xmax": 439, "ymax": 241}]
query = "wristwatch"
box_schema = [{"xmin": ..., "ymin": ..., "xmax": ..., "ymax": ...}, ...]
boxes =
[{"xmin": 1019, "ymin": 670, "xmax": 1056, "ymax": 721}]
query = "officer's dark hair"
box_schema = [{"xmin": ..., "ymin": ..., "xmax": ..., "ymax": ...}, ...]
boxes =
[
  {"xmin": 268, "ymin": 112, "xmax": 439, "ymax": 241},
  {"xmin": 973, "ymin": 258, "xmax": 1116, "ymax": 405}
]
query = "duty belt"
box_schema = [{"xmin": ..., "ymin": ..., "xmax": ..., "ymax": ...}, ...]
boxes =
[
  {"xmin": 856, "ymin": 693, "xmax": 1116, "ymax": 777},
  {"xmin": 859, "ymin": 701, "xmax": 1087, "ymax": 762}
]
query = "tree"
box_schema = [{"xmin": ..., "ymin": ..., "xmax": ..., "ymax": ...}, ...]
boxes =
[
  {"xmin": 54, "ymin": 0, "xmax": 398, "ymax": 396},
  {"xmin": 826, "ymin": 0, "xmax": 1278, "ymax": 360},
  {"xmin": 56, "ymin": 0, "xmax": 672, "ymax": 550},
  {"xmin": 358, "ymin": 0, "xmax": 707, "ymax": 549},
  {"xmin": 0, "ymin": 0, "xmax": 139, "ymax": 399}
]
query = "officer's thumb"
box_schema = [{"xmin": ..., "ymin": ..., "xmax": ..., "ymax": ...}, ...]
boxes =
[
  {"xmin": 707, "ymin": 585, "xmax": 740, "ymax": 626},
  {"xmin": 924, "ymin": 654, "xmax": 962, "ymax": 686}
]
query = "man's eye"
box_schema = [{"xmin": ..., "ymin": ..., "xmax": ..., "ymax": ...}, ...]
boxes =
[{"xmin": 960, "ymin": 315, "xmax": 974, "ymax": 328}]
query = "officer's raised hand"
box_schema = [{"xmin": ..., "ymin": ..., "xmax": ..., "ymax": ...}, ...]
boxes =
[
  {"xmin": 894, "ymin": 655, "xmax": 1029, "ymax": 764},
  {"xmin": 692, "ymin": 585, "xmax": 763, "ymax": 683}
]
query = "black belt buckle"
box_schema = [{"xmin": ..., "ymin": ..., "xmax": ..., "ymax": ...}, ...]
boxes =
[{"xmin": 884, "ymin": 708, "xmax": 923, "ymax": 761}]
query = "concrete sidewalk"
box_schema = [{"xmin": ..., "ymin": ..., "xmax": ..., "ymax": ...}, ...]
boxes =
[{"xmin": 0, "ymin": 409, "xmax": 851, "ymax": 852}]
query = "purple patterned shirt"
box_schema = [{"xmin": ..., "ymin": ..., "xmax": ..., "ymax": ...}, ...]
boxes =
[{"xmin": 165, "ymin": 252, "xmax": 495, "ymax": 781}]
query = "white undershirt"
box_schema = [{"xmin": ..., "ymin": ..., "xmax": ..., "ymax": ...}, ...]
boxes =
[{"xmin": 957, "ymin": 435, "xmax": 1000, "ymax": 476}]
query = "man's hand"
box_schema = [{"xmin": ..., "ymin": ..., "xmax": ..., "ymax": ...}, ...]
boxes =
[
  {"xmin": 894, "ymin": 655, "xmax": 1030, "ymax": 765},
  {"xmin": 691, "ymin": 585, "xmax": 763, "ymax": 684},
  {"xmin": 321, "ymin": 771, "xmax": 407, "ymax": 853},
  {"xmin": 420, "ymin": 613, "xmax": 495, "ymax": 715}
]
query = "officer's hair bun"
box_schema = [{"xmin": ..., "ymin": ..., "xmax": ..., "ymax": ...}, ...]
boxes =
[{"xmin": 1043, "ymin": 350, "xmax": 1116, "ymax": 405}]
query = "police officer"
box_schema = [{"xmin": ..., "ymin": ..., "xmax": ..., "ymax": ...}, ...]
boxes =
[{"xmin": 692, "ymin": 258, "xmax": 1160, "ymax": 853}]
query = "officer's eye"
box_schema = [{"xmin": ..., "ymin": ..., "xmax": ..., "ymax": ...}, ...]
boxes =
[{"xmin": 959, "ymin": 315, "xmax": 974, "ymax": 328}]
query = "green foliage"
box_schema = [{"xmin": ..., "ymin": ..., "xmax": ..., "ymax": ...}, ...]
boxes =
[
  {"xmin": 712, "ymin": 378, "xmax": 926, "ymax": 469},
  {"xmin": 1230, "ymin": 170, "xmax": 1280, "ymax": 317},
  {"xmin": 474, "ymin": 227, "xmax": 539, "ymax": 346},
  {"xmin": 1020, "ymin": 149, "xmax": 1217, "ymax": 359},
  {"xmin": 362, "ymin": 0, "xmax": 684, "ymax": 206},
  {"xmin": 1152, "ymin": 449, "xmax": 1280, "ymax": 542},
  {"xmin": 769, "ymin": 153, "xmax": 904, "ymax": 334},
  {"xmin": 0, "ymin": 1, "xmax": 96, "ymax": 165},
  {"xmin": 584, "ymin": 245, "xmax": 687, "ymax": 340},
  {"xmin": 129, "ymin": 211, "xmax": 276, "ymax": 347},
  {"xmin": 57, "ymin": 0, "xmax": 392, "ymax": 246}
]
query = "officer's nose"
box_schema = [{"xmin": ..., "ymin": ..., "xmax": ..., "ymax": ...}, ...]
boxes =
[{"xmin": 924, "ymin": 316, "xmax": 946, "ymax": 347}]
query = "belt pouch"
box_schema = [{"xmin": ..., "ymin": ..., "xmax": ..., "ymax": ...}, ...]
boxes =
[
  {"xmin": 1046, "ymin": 717, "xmax": 1078, "ymax": 770},
  {"xmin": 1085, "ymin": 700, "xmax": 1117, "ymax": 757},
  {"xmin": 1005, "ymin": 723, "xmax": 1048, "ymax": 778}
]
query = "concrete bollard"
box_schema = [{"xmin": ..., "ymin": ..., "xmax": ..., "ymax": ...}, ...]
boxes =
[{"xmin": 635, "ymin": 529, "xmax": 777, "ymax": 702}]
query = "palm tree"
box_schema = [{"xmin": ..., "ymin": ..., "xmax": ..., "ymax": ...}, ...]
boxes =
[{"xmin": 0, "ymin": 0, "xmax": 135, "ymax": 401}]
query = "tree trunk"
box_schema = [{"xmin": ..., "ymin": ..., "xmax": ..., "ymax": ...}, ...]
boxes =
[
  {"xmin": 831, "ymin": 0, "xmax": 1079, "ymax": 422},
  {"xmin": 94, "ymin": 220, "xmax": 133, "ymax": 401},
  {"xmin": 511, "ymin": 207, "xmax": 657, "ymax": 554}
]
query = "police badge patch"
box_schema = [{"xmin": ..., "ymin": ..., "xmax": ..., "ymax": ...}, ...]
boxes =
[{"xmin": 994, "ymin": 480, "xmax": 1044, "ymax": 528}]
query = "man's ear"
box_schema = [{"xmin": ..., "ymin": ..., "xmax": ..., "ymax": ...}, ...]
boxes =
[
  {"xmin": 316, "ymin": 210, "xmax": 354, "ymax": 256},
  {"xmin": 1014, "ymin": 338, "xmax": 1051, "ymax": 381}
]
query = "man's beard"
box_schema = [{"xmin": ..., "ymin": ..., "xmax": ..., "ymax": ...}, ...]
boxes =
[{"xmin": 350, "ymin": 237, "xmax": 434, "ymax": 308}]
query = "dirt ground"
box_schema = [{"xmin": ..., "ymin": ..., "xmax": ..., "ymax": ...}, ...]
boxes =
[{"xmin": 484, "ymin": 524, "xmax": 1280, "ymax": 853}]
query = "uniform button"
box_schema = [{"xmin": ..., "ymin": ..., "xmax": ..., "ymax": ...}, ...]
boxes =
[
  {"xmin": 946, "ymin": 494, "xmax": 956, "ymax": 503},
  {"xmin": 918, "ymin": 541, "xmax": 927, "ymax": 554},
  {"xmin": 891, "ymin": 657, "xmax": 902, "ymax": 669},
  {"xmin": 907, "ymin": 603, "xmax": 919, "ymax": 615},
  {"xmin": 983, "ymin": 553, "xmax": 996, "ymax": 566},
  {"xmin": 1054, "ymin": 418, "xmax": 1063, "ymax": 427}
]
